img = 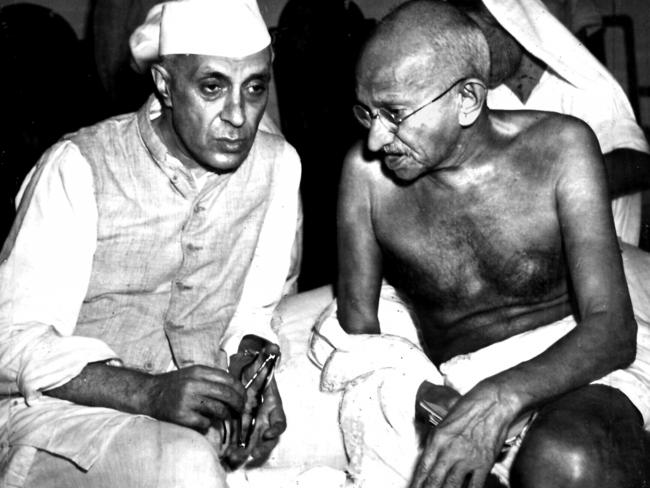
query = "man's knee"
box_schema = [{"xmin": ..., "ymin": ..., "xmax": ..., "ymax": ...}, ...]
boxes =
[
  {"xmin": 157, "ymin": 423, "xmax": 227, "ymax": 488},
  {"xmin": 510, "ymin": 386, "xmax": 645, "ymax": 488},
  {"xmin": 24, "ymin": 419, "xmax": 227, "ymax": 488}
]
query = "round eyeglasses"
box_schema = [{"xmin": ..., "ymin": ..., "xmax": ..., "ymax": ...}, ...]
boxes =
[{"xmin": 353, "ymin": 77, "xmax": 466, "ymax": 132}]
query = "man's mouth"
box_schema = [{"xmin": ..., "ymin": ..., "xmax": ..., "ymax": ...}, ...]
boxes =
[
  {"xmin": 215, "ymin": 138, "xmax": 247, "ymax": 153},
  {"xmin": 384, "ymin": 153, "xmax": 407, "ymax": 171}
]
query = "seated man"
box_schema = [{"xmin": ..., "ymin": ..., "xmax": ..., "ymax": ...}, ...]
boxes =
[
  {"xmin": 335, "ymin": 1, "xmax": 650, "ymax": 486},
  {"xmin": 0, "ymin": 1, "xmax": 301, "ymax": 487},
  {"xmin": 450, "ymin": 0, "xmax": 650, "ymax": 245}
]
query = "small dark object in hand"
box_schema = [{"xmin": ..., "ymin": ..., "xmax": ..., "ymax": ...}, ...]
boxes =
[{"xmin": 238, "ymin": 351, "xmax": 278, "ymax": 448}]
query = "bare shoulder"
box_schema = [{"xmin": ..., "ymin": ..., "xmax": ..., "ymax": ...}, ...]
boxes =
[
  {"xmin": 340, "ymin": 140, "xmax": 389, "ymax": 198},
  {"xmin": 524, "ymin": 111, "xmax": 598, "ymax": 154},
  {"xmin": 495, "ymin": 110, "xmax": 602, "ymax": 174},
  {"xmin": 342, "ymin": 140, "xmax": 385, "ymax": 181}
]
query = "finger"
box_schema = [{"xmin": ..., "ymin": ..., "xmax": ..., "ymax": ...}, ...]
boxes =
[
  {"xmin": 195, "ymin": 396, "xmax": 233, "ymax": 421},
  {"xmin": 260, "ymin": 341, "xmax": 280, "ymax": 357},
  {"xmin": 238, "ymin": 408, "xmax": 254, "ymax": 445},
  {"xmin": 410, "ymin": 435, "xmax": 439, "ymax": 488},
  {"xmin": 261, "ymin": 405, "xmax": 287, "ymax": 440},
  {"xmin": 188, "ymin": 365, "xmax": 244, "ymax": 389},
  {"xmin": 223, "ymin": 444, "xmax": 248, "ymax": 470},
  {"xmin": 246, "ymin": 437, "xmax": 278, "ymax": 468},
  {"xmin": 228, "ymin": 352, "xmax": 259, "ymax": 380},
  {"xmin": 198, "ymin": 380, "xmax": 246, "ymax": 413},
  {"xmin": 173, "ymin": 369, "xmax": 246, "ymax": 412},
  {"xmin": 440, "ymin": 463, "xmax": 468, "ymax": 488},
  {"xmin": 176, "ymin": 409, "xmax": 212, "ymax": 433},
  {"xmin": 262, "ymin": 421, "xmax": 285, "ymax": 440},
  {"xmin": 224, "ymin": 413, "xmax": 265, "ymax": 469},
  {"xmin": 260, "ymin": 380, "xmax": 286, "ymax": 435},
  {"xmin": 244, "ymin": 416, "xmax": 279, "ymax": 468},
  {"xmin": 467, "ymin": 466, "xmax": 490, "ymax": 488},
  {"xmin": 424, "ymin": 456, "xmax": 457, "ymax": 488}
]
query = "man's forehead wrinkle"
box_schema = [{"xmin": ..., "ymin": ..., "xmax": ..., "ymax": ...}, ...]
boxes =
[{"xmin": 181, "ymin": 53, "xmax": 270, "ymax": 81}]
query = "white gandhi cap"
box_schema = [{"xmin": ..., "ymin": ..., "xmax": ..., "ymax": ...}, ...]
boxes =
[{"xmin": 129, "ymin": 0, "xmax": 271, "ymax": 72}]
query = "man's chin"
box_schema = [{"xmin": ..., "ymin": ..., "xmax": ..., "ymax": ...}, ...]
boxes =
[
  {"xmin": 383, "ymin": 155, "xmax": 421, "ymax": 181},
  {"xmin": 202, "ymin": 150, "xmax": 251, "ymax": 173}
]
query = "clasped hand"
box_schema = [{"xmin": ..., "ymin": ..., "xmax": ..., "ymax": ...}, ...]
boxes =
[
  {"xmin": 224, "ymin": 336, "xmax": 286, "ymax": 468},
  {"xmin": 143, "ymin": 335, "xmax": 286, "ymax": 469}
]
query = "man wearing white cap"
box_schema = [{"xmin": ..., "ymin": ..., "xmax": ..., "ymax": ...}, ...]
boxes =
[
  {"xmin": 450, "ymin": 0, "xmax": 650, "ymax": 246},
  {"xmin": 0, "ymin": 1, "xmax": 301, "ymax": 486}
]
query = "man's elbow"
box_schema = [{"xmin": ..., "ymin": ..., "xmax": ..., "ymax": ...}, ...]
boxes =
[
  {"xmin": 614, "ymin": 317, "xmax": 638, "ymax": 369},
  {"xmin": 336, "ymin": 307, "xmax": 380, "ymax": 335}
]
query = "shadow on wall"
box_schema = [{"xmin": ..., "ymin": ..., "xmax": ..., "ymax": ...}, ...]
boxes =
[
  {"xmin": 273, "ymin": 0, "xmax": 375, "ymax": 290},
  {"xmin": 0, "ymin": 2, "xmax": 108, "ymax": 243}
]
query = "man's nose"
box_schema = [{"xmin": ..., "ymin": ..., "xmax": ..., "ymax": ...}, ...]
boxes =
[
  {"xmin": 221, "ymin": 93, "xmax": 245, "ymax": 127},
  {"xmin": 367, "ymin": 118, "xmax": 394, "ymax": 152}
]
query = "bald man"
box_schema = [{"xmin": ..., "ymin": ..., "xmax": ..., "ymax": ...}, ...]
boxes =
[
  {"xmin": 336, "ymin": 1, "xmax": 649, "ymax": 487},
  {"xmin": 0, "ymin": 1, "xmax": 300, "ymax": 486}
]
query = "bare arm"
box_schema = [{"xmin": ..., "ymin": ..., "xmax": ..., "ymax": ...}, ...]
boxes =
[
  {"xmin": 336, "ymin": 142, "xmax": 383, "ymax": 334},
  {"xmin": 412, "ymin": 120, "xmax": 636, "ymax": 488},
  {"xmin": 604, "ymin": 148, "xmax": 650, "ymax": 198},
  {"xmin": 46, "ymin": 361, "xmax": 246, "ymax": 432},
  {"xmin": 491, "ymin": 122, "xmax": 636, "ymax": 408}
]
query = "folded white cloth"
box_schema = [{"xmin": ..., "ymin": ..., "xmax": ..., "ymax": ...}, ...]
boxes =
[{"xmin": 309, "ymin": 300, "xmax": 442, "ymax": 393}]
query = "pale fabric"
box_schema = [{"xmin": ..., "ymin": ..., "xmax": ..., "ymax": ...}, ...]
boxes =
[
  {"xmin": 128, "ymin": 1, "xmax": 165, "ymax": 72},
  {"xmin": 228, "ymin": 466, "xmax": 347, "ymax": 488},
  {"xmin": 22, "ymin": 417, "xmax": 227, "ymax": 488},
  {"xmin": 2, "ymin": 288, "xmax": 345, "ymax": 488},
  {"xmin": 310, "ymin": 247, "xmax": 650, "ymax": 487},
  {"xmin": 0, "ymin": 97, "xmax": 301, "ymax": 486},
  {"xmin": 130, "ymin": 0, "xmax": 270, "ymax": 72},
  {"xmin": 160, "ymin": 0, "xmax": 269, "ymax": 58},
  {"xmin": 226, "ymin": 286, "xmax": 348, "ymax": 488},
  {"xmin": 256, "ymin": 287, "xmax": 346, "ymax": 478},
  {"xmin": 231, "ymin": 288, "xmax": 347, "ymax": 480},
  {"xmin": 309, "ymin": 299, "xmax": 442, "ymax": 488},
  {"xmin": 484, "ymin": 0, "xmax": 649, "ymax": 245}
]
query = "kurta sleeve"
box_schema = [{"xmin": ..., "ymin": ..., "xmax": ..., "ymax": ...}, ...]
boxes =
[{"xmin": 0, "ymin": 141, "xmax": 119, "ymax": 403}]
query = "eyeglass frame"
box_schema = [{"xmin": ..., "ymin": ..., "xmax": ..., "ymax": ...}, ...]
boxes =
[{"xmin": 352, "ymin": 77, "xmax": 468, "ymax": 132}]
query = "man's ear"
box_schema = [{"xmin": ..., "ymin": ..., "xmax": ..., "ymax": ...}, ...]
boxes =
[
  {"xmin": 457, "ymin": 79, "xmax": 487, "ymax": 127},
  {"xmin": 151, "ymin": 63, "xmax": 173, "ymax": 108}
]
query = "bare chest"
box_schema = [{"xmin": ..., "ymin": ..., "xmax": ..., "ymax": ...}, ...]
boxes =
[{"xmin": 374, "ymin": 185, "xmax": 566, "ymax": 314}]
